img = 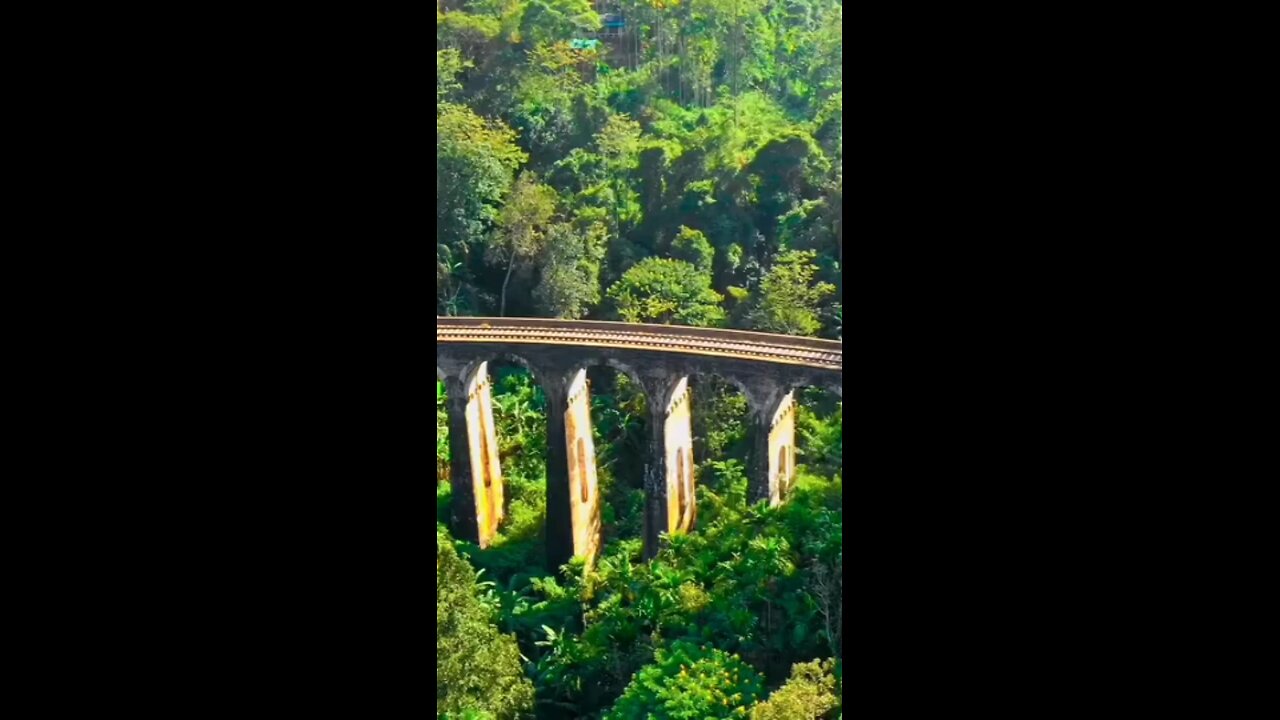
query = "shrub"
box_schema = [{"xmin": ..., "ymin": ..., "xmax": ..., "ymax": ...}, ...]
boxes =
[{"xmin": 606, "ymin": 641, "xmax": 765, "ymax": 719}]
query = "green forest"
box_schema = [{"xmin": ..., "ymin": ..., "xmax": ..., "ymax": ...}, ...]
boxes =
[{"xmin": 438, "ymin": 0, "xmax": 842, "ymax": 717}]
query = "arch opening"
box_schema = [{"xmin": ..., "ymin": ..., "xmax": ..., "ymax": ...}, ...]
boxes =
[
  {"xmin": 583, "ymin": 365, "xmax": 649, "ymax": 546},
  {"xmin": 452, "ymin": 356, "xmax": 549, "ymax": 561},
  {"xmin": 685, "ymin": 373, "xmax": 748, "ymax": 518},
  {"xmin": 688, "ymin": 373, "xmax": 750, "ymax": 464},
  {"xmin": 786, "ymin": 385, "xmax": 842, "ymax": 497}
]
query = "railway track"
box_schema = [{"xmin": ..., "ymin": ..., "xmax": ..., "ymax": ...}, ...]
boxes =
[{"xmin": 437, "ymin": 318, "xmax": 842, "ymax": 371}]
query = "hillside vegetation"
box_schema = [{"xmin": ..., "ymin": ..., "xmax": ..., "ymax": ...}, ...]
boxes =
[{"xmin": 438, "ymin": 1, "xmax": 843, "ymax": 717}]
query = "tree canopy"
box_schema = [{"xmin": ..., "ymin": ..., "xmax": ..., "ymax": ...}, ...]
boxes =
[
  {"xmin": 436, "ymin": 0, "xmax": 842, "ymax": 339},
  {"xmin": 437, "ymin": 1, "xmax": 843, "ymax": 716},
  {"xmin": 437, "ymin": 530, "xmax": 535, "ymax": 719}
]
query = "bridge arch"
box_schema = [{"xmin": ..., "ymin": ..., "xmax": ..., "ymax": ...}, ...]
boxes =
[
  {"xmin": 437, "ymin": 317, "xmax": 841, "ymax": 565},
  {"xmin": 684, "ymin": 371, "xmax": 752, "ymax": 510},
  {"xmin": 460, "ymin": 351, "xmax": 546, "ymax": 391},
  {"xmin": 582, "ymin": 357, "xmax": 645, "ymax": 392},
  {"xmin": 449, "ymin": 353, "xmax": 553, "ymax": 550},
  {"xmin": 766, "ymin": 384, "xmax": 841, "ymax": 504},
  {"xmin": 576, "ymin": 362, "xmax": 649, "ymax": 543}
]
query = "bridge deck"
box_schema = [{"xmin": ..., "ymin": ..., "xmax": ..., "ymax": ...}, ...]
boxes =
[{"xmin": 437, "ymin": 317, "xmax": 842, "ymax": 371}]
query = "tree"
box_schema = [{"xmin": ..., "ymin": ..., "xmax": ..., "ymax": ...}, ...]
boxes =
[
  {"xmin": 751, "ymin": 659, "xmax": 840, "ymax": 720},
  {"xmin": 508, "ymin": 42, "xmax": 601, "ymax": 171},
  {"xmin": 436, "ymin": 104, "xmax": 527, "ymax": 313},
  {"xmin": 437, "ymin": 49, "xmax": 467, "ymax": 104},
  {"xmin": 520, "ymin": 0, "xmax": 601, "ymax": 48},
  {"xmin": 607, "ymin": 258, "xmax": 725, "ymax": 326},
  {"xmin": 670, "ymin": 226, "xmax": 714, "ymax": 273},
  {"xmin": 489, "ymin": 172, "xmax": 556, "ymax": 316},
  {"xmin": 595, "ymin": 114, "xmax": 644, "ymax": 254},
  {"xmin": 437, "ymin": 532, "xmax": 535, "ymax": 719},
  {"xmin": 438, "ymin": 9, "xmax": 501, "ymax": 52},
  {"xmin": 535, "ymin": 220, "xmax": 606, "ymax": 319},
  {"xmin": 748, "ymin": 250, "xmax": 834, "ymax": 336},
  {"xmin": 605, "ymin": 641, "xmax": 765, "ymax": 720}
]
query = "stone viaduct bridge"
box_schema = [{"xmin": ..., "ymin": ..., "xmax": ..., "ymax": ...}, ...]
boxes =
[{"xmin": 436, "ymin": 317, "xmax": 842, "ymax": 569}]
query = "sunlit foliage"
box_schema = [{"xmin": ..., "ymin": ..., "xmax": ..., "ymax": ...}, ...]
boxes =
[{"xmin": 437, "ymin": 0, "xmax": 843, "ymax": 715}]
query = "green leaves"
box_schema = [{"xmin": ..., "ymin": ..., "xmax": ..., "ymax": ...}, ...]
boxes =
[
  {"xmin": 535, "ymin": 220, "xmax": 606, "ymax": 319},
  {"xmin": 751, "ymin": 659, "xmax": 840, "ymax": 720},
  {"xmin": 489, "ymin": 172, "xmax": 558, "ymax": 315},
  {"xmin": 436, "ymin": 531, "xmax": 535, "ymax": 719},
  {"xmin": 436, "ymin": 0, "xmax": 843, "ymax": 324},
  {"xmin": 748, "ymin": 249, "xmax": 835, "ymax": 336},
  {"xmin": 605, "ymin": 641, "xmax": 766, "ymax": 720},
  {"xmin": 671, "ymin": 226, "xmax": 715, "ymax": 273},
  {"xmin": 520, "ymin": 0, "xmax": 601, "ymax": 48},
  {"xmin": 607, "ymin": 258, "xmax": 726, "ymax": 326},
  {"xmin": 437, "ymin": 49, "xmax": 469, "ymax": 104},
  {"xmin": 436, "ymin": 103, "xmax": 527, "ymax": 314},
  {"xmin": 437, "ymin": 381, "xmax": 450, "ymax": 483}
]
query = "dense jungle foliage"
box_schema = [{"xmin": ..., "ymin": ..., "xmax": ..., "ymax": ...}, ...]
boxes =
[{"xmin": 438, "ymin": 0, "xmax": 842, "ymax": 717}]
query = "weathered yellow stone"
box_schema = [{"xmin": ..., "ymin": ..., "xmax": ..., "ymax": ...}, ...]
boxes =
[
  {"xmin": 465, "ymin": 362, "xmax": 504, "ymax": 548},
  {"xmin": 767, "ymin": 392, "xmax": 798, "ymax": 506},
  {"xmin": 665, "ymin": 378, "xmax": 696, "ymax": 535},
  {"xmin": 564, "ymin": 369, "xmax": 601, "ymax": 565}
]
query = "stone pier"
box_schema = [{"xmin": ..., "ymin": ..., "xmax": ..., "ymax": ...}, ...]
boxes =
[
  {"xmin": 767, "ymin": 391, "xmax": 797, "ymax": 505},
  {"xmin": 564, "ymin": 370, "xmax": 601, "ymax": 565},
  {"xmin": 448, "ymin": 362, "xmax": 504, "ymax": 548}
]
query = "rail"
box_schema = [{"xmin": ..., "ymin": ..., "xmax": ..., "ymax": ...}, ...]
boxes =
[{"xmin": 437, "ymin": 317, "xmax": 842, "ymax": 371}]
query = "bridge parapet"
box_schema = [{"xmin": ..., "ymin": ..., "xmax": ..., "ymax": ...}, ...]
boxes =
[{"xmin": 437, "ymin": 317, "xmax": 842, "ymax": 372}]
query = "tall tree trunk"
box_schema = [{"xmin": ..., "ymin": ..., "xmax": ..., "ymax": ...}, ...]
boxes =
[{"xmin": 500, "ymin": 254, "xmax": 515, "ymax": 317}]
